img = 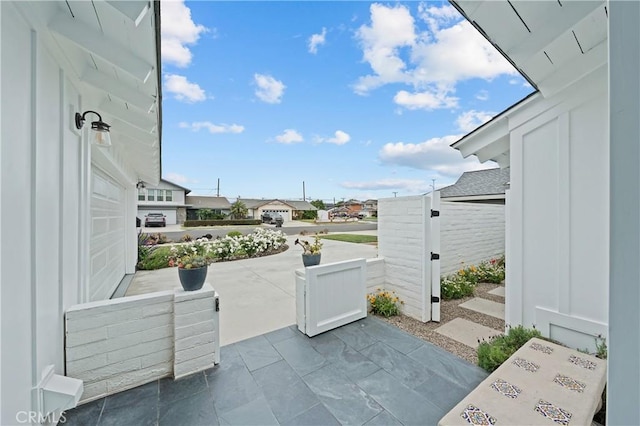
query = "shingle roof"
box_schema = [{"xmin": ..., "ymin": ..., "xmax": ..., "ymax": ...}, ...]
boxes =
[
  {"xmin": 439, "ymin": 168, "xmax": 510, "ymax": 198},
  {"xmin": 186, "ymin": 196, "xmax": 231, "ymax": 209}
]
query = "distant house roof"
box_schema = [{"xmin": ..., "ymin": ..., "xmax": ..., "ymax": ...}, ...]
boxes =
[
  {"xmin": 439, "ymin": 168, "xmax": 510, "ymax": 199},
  {"xmin": 186, "ymin": 196, "xmax": 231, "ymax": 209},
  {"xmin": 160, "ymin": 178, "xmax": 191, "ymax": 194},
  {"xmin": 239, "ymin": 199, "xmax": 316, "ymax": 211}
]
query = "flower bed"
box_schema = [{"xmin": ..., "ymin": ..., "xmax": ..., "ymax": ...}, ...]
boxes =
[
  {"xmin": 441, "ymin": 256, "xmax": 505, "ymax": 300},
  {"xmin": 137, "ymin": 228, "xmax": 287, "ymax": 270}
]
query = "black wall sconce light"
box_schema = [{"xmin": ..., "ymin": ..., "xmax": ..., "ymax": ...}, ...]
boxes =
[
  {"xmin": 75, "ymin": 110, "xmax": 112, "ymax": 147},
  {"xmin": 136, "ymin": 180, "xmax": 146, "ymax": 190}
]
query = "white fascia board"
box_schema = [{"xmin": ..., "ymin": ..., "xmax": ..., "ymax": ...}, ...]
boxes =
[
  {"xmin": 442, "ymin": 194, "xmax": 506, "ymax": 202},
  {"xmin": 452, "ymin": 92, "xmax": 543, "ymax": 160},
  {"xmin": 49, "ymin": 13, "xmax": 154, "ymax": 82}
]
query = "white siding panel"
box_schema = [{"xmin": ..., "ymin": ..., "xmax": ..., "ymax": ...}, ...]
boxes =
[{"xmin": 90, "ymin": 169, "xmax": 125, "ymax": 301}]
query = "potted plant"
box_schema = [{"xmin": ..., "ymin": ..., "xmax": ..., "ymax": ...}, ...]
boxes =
[
  {"xmin": 295, "ymin": 234, "xmax": 323, "ymax": 267},
  {"xmin": 168, "ymin": 238, "xmax": 214, "ymax": 291}
]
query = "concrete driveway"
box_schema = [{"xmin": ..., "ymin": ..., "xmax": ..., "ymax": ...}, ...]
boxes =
[{"xmin": 126, "ymin": 233, "xmax": 378, "ymax": 345}]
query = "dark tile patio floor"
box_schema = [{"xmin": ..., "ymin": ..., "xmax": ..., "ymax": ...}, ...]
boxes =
[{"xmin": 62, "ymin": 317, "xmax": 487, "ymax": 426}]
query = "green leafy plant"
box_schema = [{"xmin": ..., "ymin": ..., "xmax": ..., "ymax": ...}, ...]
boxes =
[
  {"xmin": 227, "ymin": 231, "xmax": 243, "ymax": 238},
  {"xmin": 167, "ymin": 237, "xmax": 215, "ymax": 269},
  {"xmin": 595, "ymin": 335, "xmax": 607, "ymax": 359},
  {"xmin": 441, "ymin": 275, "xmax": 476, "ymax": 299},
  {"xmin": 475, "ymin": 257, "xmax": 506, "ymax": 283},
  {"xmin": 197, "ymin": 208, "xmax": 217, "ymax": 220},
  {"xmin": 295, "ymin": 234, "xmax": 323, "ymax": 255},
  {"xmin": 477, "ymin": 325, "xmax": 542, "ymax": 372},
  {"xmin": 230, "ymin": 201, "xmax": 248, "ymax": 219},
  {"xmin": 367, "ymin": 289, "xmax": 403, "ymax": 317},
  {"xmin": 137, "ymin": 246, "xmax": 172, "ymax": 270}
]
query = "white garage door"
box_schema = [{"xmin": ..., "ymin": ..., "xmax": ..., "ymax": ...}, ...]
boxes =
[
  {"xmin": 138, "ymin": 208, "xmax": 177, "ymax": 225},
  {"xmin": 263, "ymin": 209, "xmax": 291, "ymax": 221},
  {"xmin": 90, "ymin": 168, "xmax": 126, "ymax": 301}
]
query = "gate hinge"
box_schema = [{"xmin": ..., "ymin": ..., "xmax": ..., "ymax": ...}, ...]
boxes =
[
  {"xmin": 430, "ymin": 252, "xmax": 440, "ymax": 260},
  {"xmin": 215, "ymin": 298, "xmax": 220, "ymax": 312},
  {"xmin": 431, "ymin": 296, "xmax": 440, "ymax": 303},
  {"xmin": 430, "ymin": 209, "xmax": 440, "ymax": 217}
]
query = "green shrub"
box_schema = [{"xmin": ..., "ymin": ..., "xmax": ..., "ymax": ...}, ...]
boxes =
[
  {"xmin": 137, "ymin": 246, "xmax": 172, "ymax": 270},
  {"xmin": 475, "ymin": 257, "xmax": 506, "ymax": 283},
  {"xmin": 477, "ymin": 325, "xmax": 542, "ymax": 372},
  {"xmin": 367, "ymin": 289, "xmax": 402, "ymax": 317},
  {"xmin": 181, "ymin": 234, "xmax": 193, "ymax": 242},
  {"xmin": 227, "ymin": 231, "xmax": 243, "ymax": 238},
  {"xmin": 441, "ymin": 275, "xmax": 476, "ymax": 300}
]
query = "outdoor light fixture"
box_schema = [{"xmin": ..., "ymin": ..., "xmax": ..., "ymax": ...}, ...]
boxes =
[
  {"xmin": 75, "ymin": 110, "xmax": 112, "ymax": 147},
  {"xmin": 136, "ymin": 180, "xmax": 146, "ymax": 190}
]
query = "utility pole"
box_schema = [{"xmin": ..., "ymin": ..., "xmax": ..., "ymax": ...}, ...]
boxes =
[
  {"xmin": 392, "ymin": 192, "xmax": 398, "ymax": 197},
  {"xmin": 302, "ymin": 181, "xmax": 306, "ymax": 201},
  {"xmin": 431, "ymin": 179, "xmax": 436, "ymax": 192},
  {"xmin": 216, "ymin": 178, "xmax": 220, "ymax": 197}
]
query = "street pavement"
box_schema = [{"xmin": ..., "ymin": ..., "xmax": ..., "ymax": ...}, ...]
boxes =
[{"xmin": 126, "ymin": 231, "xmax": 378, "ymax": 345}]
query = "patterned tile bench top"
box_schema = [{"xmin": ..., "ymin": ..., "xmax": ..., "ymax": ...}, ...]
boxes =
[{"xmin": 438, "ymin": 338, "xmax": 606, "ymax": 425}]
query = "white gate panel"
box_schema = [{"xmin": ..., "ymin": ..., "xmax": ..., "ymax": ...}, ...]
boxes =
[
  {"xmin": 90, "ymin": 168, "xmax": 126, "ymax": 301},
  {"xmin": 297, "ymin": 259, "xmax": 367, "ymax": 337}
]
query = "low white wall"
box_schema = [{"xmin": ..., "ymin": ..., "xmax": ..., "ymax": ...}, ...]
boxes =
[
  {"xmin": 65, "ymin": 285, "xmax": 219, "ymax": 403},
  {"xmin": 440, "ymin": 201, "xmax": 505, "ymax": 276},
  {"xmin": 366, "ymin": 258, "xmax": 385, "ymax": 295}
]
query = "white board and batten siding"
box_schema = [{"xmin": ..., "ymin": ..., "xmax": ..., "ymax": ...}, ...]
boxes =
[
  {"xmin": 90, "ymin": 168, "xmax": 126, "ymax": 301},
  {"xmin": 508, "ymin": 70, "xmax": 609, "ymax": 351}
]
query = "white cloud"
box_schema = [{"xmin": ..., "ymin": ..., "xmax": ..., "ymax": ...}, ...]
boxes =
[
  {"xmin": 254, "ymin": 74, "xmax": 286, "ymax": 104},
  {"xmin": 317, "ymin": 130, "xmax": 351, "ymax": 145},
  {"xmin": 353, "ymin": 4, "xmax": 517, "ymax": 110},
  {"xmin": 456, "ymin": 110, "xmax": 494, "ymax": 132},
  {"xmin": 341, "ymin": 179, "xmax": 429, "ymax": 193},
  {"xmin": 476, "ymin": 90, "xmax": 489, "ymax": 101},
  {"xmin": 378, "ymin": 134, "xmax": 495, "ymax": 177},
  {"xmin": 308, "ymin": 27, "xmax": 327, "ymax": 54},
  {"xmin": 164, "ymin": 74, "xmax": 206, "ymax": 103},
  {"xmin": 179, "ymin": 121, "xmax": 244, "ymax": 134},
  {"xmin": 394, "ymin": 90, "xmax": 458, "ymax": 110},
  {"xmin": 353, "ymin": 3, "xmax": 416, "ymax": 94},
  {"xmin": 274, "ymin": 129, "xmax": 303, "ymax": 144},
  {"xmin": 161, "ymin": 1, "xmax": 207, "ymax": 68}
]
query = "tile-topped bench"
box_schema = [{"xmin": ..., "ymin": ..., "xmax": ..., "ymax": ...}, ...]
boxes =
[{"xmin": 439, "ymin": 337, "xmax": 606, "ymax": 425}]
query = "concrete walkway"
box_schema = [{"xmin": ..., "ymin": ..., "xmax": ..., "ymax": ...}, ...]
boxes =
[{"xmin": 127, "ymin": 235, "xmax": 378, "ymax": 345}]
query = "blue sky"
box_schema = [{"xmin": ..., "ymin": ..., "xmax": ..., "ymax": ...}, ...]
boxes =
[{"xmin": 160, "ymin": 1, "xmax": 533, "ymax": 202}]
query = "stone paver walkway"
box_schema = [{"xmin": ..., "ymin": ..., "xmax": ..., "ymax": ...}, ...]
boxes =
[
  {"xmin": 458, "ymin": 297, "xmax": 505, "ymax": 320},
  {"xmin": 62, "ymin": 317, "xmax": 488, "ymax": 426}
]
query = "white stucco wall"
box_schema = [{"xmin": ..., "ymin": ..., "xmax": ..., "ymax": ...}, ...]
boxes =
[
  {"xmin": 507, "ymin": 67, "xmax": 609, "ymax": 350},
  {"xmin": 378, "ymin": 196, "xmax": 428, "ymax": 321},
  {"xmin": 440, "ymin": 201, "xmax": 505, "ymax": 276},
  {"xmin": 379, "ymin": 195, "xmax": 505, "ymax": 322},
  {"xmin": 66, "ymin": 286, "xmax": 219, "ymax": 403}
]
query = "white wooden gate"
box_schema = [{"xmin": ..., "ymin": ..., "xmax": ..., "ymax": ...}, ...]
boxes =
[
  {"xmin": 296, "ymin": 258, "xmax": 367, "ymax": 337},
  {"xmin": 378, "ymin": 192, "xmax": 441, "ymax": 322}
]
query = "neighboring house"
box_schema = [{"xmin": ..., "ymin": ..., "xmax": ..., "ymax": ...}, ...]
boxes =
[
  {"xmin": 438, "ymin": 168, "xmax": 509, "ymax": 204},
  {"xmin": 362, "ymin": 199, "xmax": 378, "ymax": 217},
  {"xmin": 1, "ymin": 0, "xmax": 162, "ymax": 422},
  {"xmin": 240, "ymin": 199, "xmax": 316, "ymax": 221},
  {"xmin": 186, "ymin": 196, "xmax": 232, "ymax": 219},
  {"xmin": 450, "ymin": 1, "xmax": 637, "ymax": 420},
  {"xmin": 137, "ymin": 179, "xmax": 191, "ymax": 225}
]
